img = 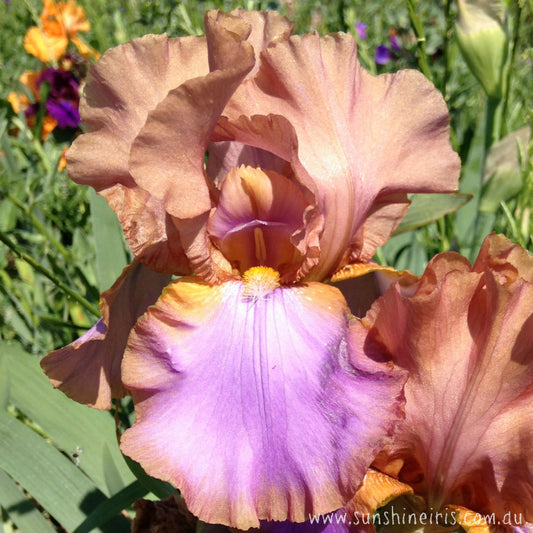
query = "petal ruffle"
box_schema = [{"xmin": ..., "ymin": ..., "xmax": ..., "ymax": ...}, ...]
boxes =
[
  {"xmin": 127, "ymin": 16, "xmax": 255, "ymax": 280},
  {"xmin": 120, "ymin": 278, "xmax": 405, "ymax": 528},
  {"xmin": 226, "ymin": 33, "xmax": 460, "ymax": 279},
  {"xmin": 67, "ymin": 34, "xmax": 209, "ymax": 273},
  {"xmin": 364, "ymin": 234, "xmax": 533, "ymax": 520},
  {"xmin": 41, "ymin": 262, "xmax": 171, "ymax": 409}
]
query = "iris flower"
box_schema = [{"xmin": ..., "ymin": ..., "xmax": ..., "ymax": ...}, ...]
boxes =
[
  {"xmin": 41, "ymin": 10, "xmax": 460, "ymax": 528},
  {"xmin": 324, "ymin": 234, "xmax": 533, "ymax": 532},
  {"xmin": 8, "ymin": 67, "xmax": 81, "ymax": 138},
  {"xmin": 24, "ymin": 0, "xmax": 99, "ymax": 62}
]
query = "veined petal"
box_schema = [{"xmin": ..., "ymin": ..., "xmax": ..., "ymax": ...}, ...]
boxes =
[
  {"xmin": 67, "ymin": 34, "xmax": 208, "ymax": 273},
  {"xmin": 226, "ymin": 33, "xmax": 460, "ymax": 279},
  {"xmin": 207, "ymin": 165, "xmax": 311, "ymax": 276},
  {"xmin": 121, "ymin": 278, "xmax": 405, "ymax": 528},
  {"xmin": 41, "ymin": 262, "xmax": 171, "ymax": 409},
  {"xmin": 364, "ymin": 234, "xmax": 533, "ymax": 521},
  {"xmin": 212, "ymin": 114, "xmax": 323, "ymax": 281}
]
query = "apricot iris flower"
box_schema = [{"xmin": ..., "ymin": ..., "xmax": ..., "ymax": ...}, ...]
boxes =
[
  {"xmin": 41, "ymin": 10, "xmax": 460, "ymax": 528},
  {"xmin": 312, "ymin": 234, "xmax": 533, "ymax": 533}
]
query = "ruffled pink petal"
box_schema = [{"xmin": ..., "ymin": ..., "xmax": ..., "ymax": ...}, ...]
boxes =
[
  {"xmin": 225, "ymin": 33, "xmax": 460, "ymax": 279},
  {"xmin": 41, "ymin": 262, "xmax": 171, "ymax": 409},
  {"xmin": 364, "ymin": 234, "xmax": 533, "ymax": 521},
  {"xmin": 206, "ymin": 140, "xmax": 288, "ymax": 187},
  {"xmin": 120, "ymin": 278, "xmax": 405, "ymax": 528},
  {"xmin": 128, "ymin": 16, "xmax": 255, "ymax": 280},
  {"xmin": 67, "ymin": 34, "xmax": 208, "ymax": 273},
  {"xmin": 212, "ymin": 10, "xmax": 294, "ymax": 77}
]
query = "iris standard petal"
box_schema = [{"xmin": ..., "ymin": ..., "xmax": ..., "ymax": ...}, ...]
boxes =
[
  {"xmin": 41, "ymin": 262, "xmax": 171, "ymax": 409},
  {"xmin": 67, "ymin": 34, "xmax": 208, "ymax": 273},
  {"xmin": 363, "ymin": 234, "xmax": 533, "ymax": 520},
  {"xmin": 207, "ymin": 165, "xmax": 310, "ymax": 275},
  {"xmin": 120, "ymin": 277, "xmax": 405, "ymax": 528},
  {"xmin": 226, "ymin": 33, "xmax": 460, "ymax": 279},
  {"xmin": 212, "ymin": 114, "xmax": 323, "ymax": 281}
]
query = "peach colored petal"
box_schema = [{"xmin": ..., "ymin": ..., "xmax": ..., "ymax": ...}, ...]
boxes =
[
  {"xmin": 226, "ymin": 33, "xmax": 460, "ymax": 279},
  {"xmin": 129, "ymin": 21, "xmax": 254, "ymax": 221},
  {"xmin": 206, "ymin": 140, "xmax": 288, "ymax": 187},
  {"xmin": 207, "ymin": 165, "xmax": 311, "ymax": 277},
  {"xmin": 128, "ymin": 17, "xmax": 255, "ymax": 279},
  {"xmin": 24, "ymin": 26, "xmax": 68, "ymax": 62},
  {"xmin": 364, "ymin": 234, "xmax": 533, "ymax": 521},
  {"xmin": 41, "ymin": 262, "xmax": 171, "ymax": 409},
  {"xmin": 206, "ymin": 9, "xmax": 294, "ymax": 77},
  {"xmin": 212, "ymin": 114, "xmax": 323, "ymax": 281},
  {"xmin": 67, "ymin": 34, "xmax": 208, "ymax": 273}
]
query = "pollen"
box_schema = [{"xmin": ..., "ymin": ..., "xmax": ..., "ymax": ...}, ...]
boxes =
[{"xmin": 242, "ymin": 266, "xmax": 280, "ymax": 298}]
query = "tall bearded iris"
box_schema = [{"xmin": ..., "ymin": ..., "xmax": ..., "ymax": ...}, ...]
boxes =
[{"xmin": 41, "ymin": 10, "xmax": 460, "ymax": 528}]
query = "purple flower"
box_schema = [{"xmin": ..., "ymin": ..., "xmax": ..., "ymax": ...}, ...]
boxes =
[
  {"xmin": 374, "ymin": 45, "xmax": 391, "ymax": 65},
  {"xmin": 36, "ymin": 68, "xmax": 81, "ymax": 128},
  {"xmin": 354, "ymin": 22, "xmax": 367, "ymax": 40},
  {"xmin": 390, "ymin": 34, "xmax": 401, "ymax": 51},
  {"xmin": 45, "ymin": 99, "xmax": 80, "ymax": 128},
  {"xmin": 37, "ymin": 68, "xmax": 80, "ymax": 101}
]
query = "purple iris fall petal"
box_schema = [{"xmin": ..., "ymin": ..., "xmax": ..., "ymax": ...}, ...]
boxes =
[
  {"xmin": 355, "ymin": 22, "xmax": 367, "ymax": 40},
  {"xmin": 120, "ymin": 277, "xmax": 405, "ymax": 528},
  {"xmin": 374, "ymin": 45, "xmax": 391, "ymax": 65},
  {"xmin": 45, "ymin": 99, "xmax": 80, "ymax": 128}
]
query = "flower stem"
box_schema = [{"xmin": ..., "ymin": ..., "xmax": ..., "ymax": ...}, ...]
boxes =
[
  {"xmin": 406, "ymin": 0, "xmax": 433, "ymax": 82},
  {"xmin": 0, "ymin": 230, "xmax": 100, "ymax": 317},
  {"xmin": 7, "ymin": 193, "xmax": 70, "ymax": 259},
  {"xmin": 500, "ymin": 0, "xmax": 523, "ymax": 138}
]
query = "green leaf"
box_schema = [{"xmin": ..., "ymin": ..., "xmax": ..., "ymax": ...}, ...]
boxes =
[
  {"xmin": 89, "ymin": 189, "xmax": 129, "ymax": 292},
  {"xmin": 72, "ymin": 481, "xmax": 147, "ymax": 533},
  {"xmin": 0, "ymin": 468, "xmax": 56, "ymax": 533},
  {"xmin": 454, "ymin": 116, "xmax": 486, "ymax": 260},
  {"xmin": 1, "ymin": 342, "xmax": 135, "ymax": 496},
  {"xmin": 0, "ymin": 411, "xmax": 105, "ymax": 531},
  {"xmin": 480, "ymin": 127, "xmax": 530, "ymax": 212},
  {"xmin": 393, "ymin": 193, "xmax": 472, "ymax": 235},
  {"xmin": 123, "ymin": 456, "xmax": 177, "ymax": 500},
  {"xmin": 380, "ymin": 231, "xmax": 429, "ymax": 275}
]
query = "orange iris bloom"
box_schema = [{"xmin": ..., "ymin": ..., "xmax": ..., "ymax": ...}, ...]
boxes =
[{"xmin": 24, "ymin": 0, "xmax": 99, "ymax": 62}]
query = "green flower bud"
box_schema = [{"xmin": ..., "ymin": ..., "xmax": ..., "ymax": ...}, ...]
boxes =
[{"xmin": 455, "ymin": 0, "xmax": 507, "ymax": 98}]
